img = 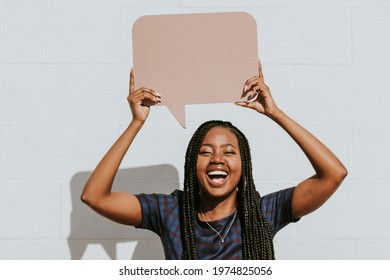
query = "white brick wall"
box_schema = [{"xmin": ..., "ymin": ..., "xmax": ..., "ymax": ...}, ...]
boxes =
[{"xmin": 1, "ymin": 0, "xmax": 389, "ymax": 260}]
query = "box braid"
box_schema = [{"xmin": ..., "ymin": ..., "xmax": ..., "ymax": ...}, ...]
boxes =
[{"xmin": 180, "ymin": 120, "xmax": 275, "ymax": 259}]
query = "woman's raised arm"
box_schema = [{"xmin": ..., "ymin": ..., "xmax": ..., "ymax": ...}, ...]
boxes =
[
  {"xmin": 80, "ymin": 70, "xmax": 161, "ymax": 225},
  {"xmin": 236, "ymin": 62, "xmax": 347, "ymax": 218}
]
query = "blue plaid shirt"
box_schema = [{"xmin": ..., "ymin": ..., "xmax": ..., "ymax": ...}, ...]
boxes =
[{"xmin": 135, "ymin": 187, "xmax": 298, "ymax": 260}]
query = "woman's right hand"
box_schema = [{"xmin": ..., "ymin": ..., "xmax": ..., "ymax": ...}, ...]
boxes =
[
  {"xmin": 128, "ymin": 69, "xmax": 161, "ymax": 123},
  {"xmin": 236, "ymin": 61, "xmax": 280, "ymax": 119}
]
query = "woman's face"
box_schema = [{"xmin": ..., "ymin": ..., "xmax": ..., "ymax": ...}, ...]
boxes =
[{"xmin": 196, "ymin": 126, "xmax": 242, "ymax": 202}]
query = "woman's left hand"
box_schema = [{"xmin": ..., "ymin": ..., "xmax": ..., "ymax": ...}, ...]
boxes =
[
  {"xmin": 237, "ymin": 61, "xmax": 348, "ymax": 219},
  {"xmin": 236, "ymin": 61, "xmax": 280, "ymax": 118}
]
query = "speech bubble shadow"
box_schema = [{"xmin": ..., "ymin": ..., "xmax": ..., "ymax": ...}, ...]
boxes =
[{"xmin": 132, "ymin": 12, "xmax": 258, "ymax": 128}]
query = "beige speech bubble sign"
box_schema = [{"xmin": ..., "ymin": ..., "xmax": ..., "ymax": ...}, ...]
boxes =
[{"xmin": 132, "ymin": 12, "xmax": 258, "ymax": 128}]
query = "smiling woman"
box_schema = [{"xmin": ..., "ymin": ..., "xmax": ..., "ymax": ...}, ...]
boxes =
[
  {"xmin": 196, "ymin": 126, "xmax": 242, "ymax": 203},
  {"xmin": 81, "ymin": 62, "xmax": 347, "ymax": 260},
  {"xmin": 179, "ymin": 120, "xmax": 275, "ymax": 259}
]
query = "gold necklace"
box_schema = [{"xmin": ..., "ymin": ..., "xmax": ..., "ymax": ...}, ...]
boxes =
[{"xmin": 200, "ymin": 209, "xmax": 237, "ymax": 243}]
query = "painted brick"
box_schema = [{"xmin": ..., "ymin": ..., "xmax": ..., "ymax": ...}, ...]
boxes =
[
  {"xmin": 0, "ymin": 9, "xmax": 4, "ymax": 63},
  {"xmin": 0, "ymin": 64, "xmax": 64, "ymax": 121},
  {"xmin": 119, "ymin": 121, "xmax": 188, "ymax": 180},
  {"xmin": 352, "ymin": 124, "xmax": 390, "ymax": 181},
  {"xmin": 2, "ymin": 7, "xmax": 119, "ymax": 63},
  {"xmin": 297, "ymin": 181, "xmax": 390, "ymax": 239},
  {"xmin": 119, "ymin": 0, "xmax": 179, "ymax": 8},
  {"xmin": 0, "ymin": 0, "xmax": 64, "ymax": 6},
  {"xmin": 242, "ymin": 121, "xmax": 313, "ymax": 181},
  {"xmin": 252, "ymin": 8, "xmax": 351, "ymax": 65},
  {"xmin": 353, "ymin": 9, "xmax": 390, "ymax": 65},
  {"xmin": 64, "ymin": 0, "xmax": 119, "ymax": 7},
  {"xmin": 0, "ymin": 123, "xmax": 118, "ymax": 180},
  {"xmin": 275, "ymin": 239, "xmax": 355, "ymax": 259},
  {"xmin": 67, "ymin": 239, "xmax": 164, "ymax": 260},
  {"xmin": 349, "ymin": 65, "xmax": 390, "ymax": 123},
  {"xmin": 122, "ymin": 239, "xmax": 165, "ymax": 260},
  {"xmin": 300, "ymin": 122, "xmax": 352, "ymax": 174},
  {"xmin": 179, "ymin": 0, "xmax": 383, "ymax": 8},
  {"xmin": 294, "ymin": 66, "xmax": 352, "ymax": 122},
  {"xmin": 0, "ymin": 240, "xmax": 70, "ymax": 260},
  {"xmin": 0, "ymin": 181, "xmax": 61, "ymax": 239},
  {"xmin": 63, "ymin": 64, "xmax": 130, "ymax": 123},
  {"xmin": 356, "ymin": 240, "xmax": 390, "ymax": 259}
]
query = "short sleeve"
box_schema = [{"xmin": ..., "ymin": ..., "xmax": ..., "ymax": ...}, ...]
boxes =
[
  {"xmin": 134, "ymin": 191, "xmax": 183, "ymax": 260},
  {"xmin": 260, "ymin": 187, "xmax": 300, "ymax": 236},
  {"xmin": 135, "ymin": 190, "xmax": 181, "ymax": 235},
  {"xmin": 135, "ymin": 193, "xmax": 163, "ymax": 234}
]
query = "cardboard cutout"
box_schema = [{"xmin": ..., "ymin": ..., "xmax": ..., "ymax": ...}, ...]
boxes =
[{"xmin": 132, "ymin": 12, "xmax": 258, "ymax": 128}]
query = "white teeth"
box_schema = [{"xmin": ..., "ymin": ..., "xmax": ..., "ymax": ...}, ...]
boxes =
[
  {"xmin": 207, "ymin": 170, "xmax": 228, "ymax": 176},
  {"xmin": 211, "ymin": 178, "xmax": 224, "ymax": 183}
]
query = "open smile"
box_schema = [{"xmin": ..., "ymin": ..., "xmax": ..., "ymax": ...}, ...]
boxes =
[{"xmin": 207, "ymin": 170, "xmax": 229, "ymax": 185}]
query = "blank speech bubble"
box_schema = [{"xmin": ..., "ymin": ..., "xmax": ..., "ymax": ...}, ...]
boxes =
[{"xmin": 132, "ymin": 12, "xmax": 258, "ymax": 128}]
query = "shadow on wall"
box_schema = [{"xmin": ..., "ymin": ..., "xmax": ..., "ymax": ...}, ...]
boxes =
[{"xmin": 68, "ymin": 164, "xmax": 180, "ymax": 260}]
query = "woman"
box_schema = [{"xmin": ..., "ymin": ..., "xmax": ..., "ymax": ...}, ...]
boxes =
[{"xmin": 81, "ymin": 62, "xmax": 348, "ymax": 259}]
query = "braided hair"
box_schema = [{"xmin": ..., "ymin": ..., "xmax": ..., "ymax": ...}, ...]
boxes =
[{"xmin": 180, "ymin": 120, "xmax": 275, "ymax": 259}]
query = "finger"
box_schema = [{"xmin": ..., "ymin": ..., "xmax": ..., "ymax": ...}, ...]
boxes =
[
  {"xmin": 235, "ymin": 101, "xmax": 255, "ymax": 110},
  {"xmin": 235, "ymin": 101, "xmax": 250, "ymax": 107},
  {"xmin": 245, "ymin": 76, "xmax": 262, "ymax": 90},
  {"xmin": 133, "ymin": 91, "xmax": 161, "ymax": 103},
  {"xmin": 258, "ymin": 59, "xmax": 264, "ymax": 81},
  {"xmin": 245, "ymin": 75, "xmax": 259, "ymax": 85},
  {"xmin": 142, "ymin": 98, "xmax": 160, "ymax": 107},
  {"xmin": 142, "ymin": 92, "xmax": 161, "ymax": 105},
  {"xmin": 129, "ymin": 88, "xmax": 157, "ymax": 102},
  {"xmin": 257, "ymin": 82, "xmax": 270, "ymax": 94},
  {"xmin": 252, "ymin": 84, "xmax": 261, "ymax": 93},
  {"xmin": 246, "ymin": 77, "xmax": 269, "ymax": 94},
  {"xmin": 130, "ymin": 68, "xmax": 135, "ymax": 94},
  {"xmin": 149, "ymin": 89, "xmax": 162, "ymax": 99},
  {"xmin": 246, "ymin": 78, "xmax": 259, "ymax": 88},
  {"xmin": 133, "ymin": 87, "xmax": 161, "ymax": 99},
  {"xmin": 129, "ymin": 92, "xmax": 158, "ymax": 106}
]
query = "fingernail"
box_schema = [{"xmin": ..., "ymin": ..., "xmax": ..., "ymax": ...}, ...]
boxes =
[{"xmin": 155, "ymin": 92, "xmax": 162, "ymax": 98}]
